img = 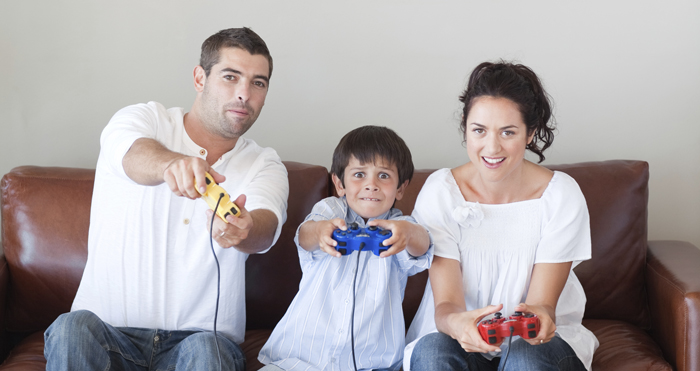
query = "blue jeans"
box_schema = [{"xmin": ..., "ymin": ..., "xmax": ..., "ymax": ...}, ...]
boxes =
[
  {"xmin": 44, "ymin": 310, "xmax": 246, "ymax": 371},
  {"xmin": 410, "ymin": 332, "xmax": 586, "ymax": 371}
]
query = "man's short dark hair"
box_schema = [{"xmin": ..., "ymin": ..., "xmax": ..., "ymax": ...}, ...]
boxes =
[
  {"xmin": 200, "ymin": 27, "xmax": 273, "ymax": 78},
  {"xmin": 331, "ymin": 126, "xmax": 414, "ymax": 188}
]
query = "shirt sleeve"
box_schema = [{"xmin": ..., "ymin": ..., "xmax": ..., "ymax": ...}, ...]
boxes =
[
  {"xmin": 412, "ymin": 170, "xmax": 462, "ymax": 262},
  {"xmin": 99, "ymin": 102, "xmax": 165, "ymax": 181},
  {"xmin": 238, "ymin": 148, "xmax": 289, "ymax": 254},
  {"xmin": 294, "ymin": 197, "xmax": 347, "ymax": 268},
  {"xmin": 389, "ymin": 210, "xmax": 434, "ymax": 275},
  {"xmin": 535, "ymin": 172, "xmax": 592, "ymax": 267}
]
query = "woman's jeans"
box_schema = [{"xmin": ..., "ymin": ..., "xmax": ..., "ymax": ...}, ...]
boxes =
[
  {"xmin": 44, "ymin": 310, "xmax": 246, "ymax": 371},
  {"xmin": 410, "ymin": 332, "xmax": 586, "ymax": 371}
]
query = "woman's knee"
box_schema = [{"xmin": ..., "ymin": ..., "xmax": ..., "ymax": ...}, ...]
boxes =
[{"xmin": 411, "ymin": 332, "xmax": 465, "ymax": 370}]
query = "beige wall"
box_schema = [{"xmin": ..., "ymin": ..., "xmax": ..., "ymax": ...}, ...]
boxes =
[{"xmin": 1, "ymin": 1, "xmax": 699, "ymax": 249}]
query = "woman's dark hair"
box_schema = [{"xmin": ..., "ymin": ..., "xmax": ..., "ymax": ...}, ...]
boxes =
[
  {"xmin": 459, "ymin": 61, "xmax": 555, "ymax": 163},
  {"xmin": 331, "ymin": 126, "xmax": 414, "ymax": 188}
]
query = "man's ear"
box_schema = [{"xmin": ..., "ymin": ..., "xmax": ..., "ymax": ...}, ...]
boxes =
[
  {"xmin": 194, "ymin": 65, "xmax": 207, "ymax": 93},
  {"xmin": 394, "ymin": 180, "xmax": 409, "ymax": 201},
  {"xmin": 331, "ymin": 173, "xmax": 346, "ymax": 197}
]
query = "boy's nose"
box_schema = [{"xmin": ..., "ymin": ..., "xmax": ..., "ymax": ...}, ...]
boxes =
[{"xmin": 364, "ymin": 183, "xmax": 379, "ymax": 192}]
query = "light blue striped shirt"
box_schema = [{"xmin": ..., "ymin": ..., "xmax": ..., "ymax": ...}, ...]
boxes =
[{"xmin": 259, "ymin": 196, "xmax": 433, "ymax": 371}]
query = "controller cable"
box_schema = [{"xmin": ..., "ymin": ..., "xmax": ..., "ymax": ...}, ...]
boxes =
[
  {"xmin": 497, "ymin": 326, "xmax": 515, "ymax": 371},
  {"xmin": 350, "ymin": 241, "xmax": 365, "ymax": 371},
  {"xmin": 208, "ymin": 193, "xmax": 224, "ymax": 371}
]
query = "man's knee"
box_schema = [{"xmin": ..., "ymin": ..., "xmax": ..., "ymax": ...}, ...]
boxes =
[
  {"xmin": 177, "ymin": 332, "xmax": 245, "ymax": 371},
  {"xmin": 45, "ymin": 310, "xmax": 104, "ymax": 347}
]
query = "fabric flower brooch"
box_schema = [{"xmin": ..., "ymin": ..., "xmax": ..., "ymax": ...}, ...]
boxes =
[{"xmin": 451, "ymin": 202, "xmax": 484, "ymax": 228}]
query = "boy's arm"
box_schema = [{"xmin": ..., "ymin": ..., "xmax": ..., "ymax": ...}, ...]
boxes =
[
  {"xmin": 298, "ymin": 219, "xmax": 348, "ymax": 257},
  {"xmin": 367, "ymin": 219, "xmax": 430, "ymax": 258}
]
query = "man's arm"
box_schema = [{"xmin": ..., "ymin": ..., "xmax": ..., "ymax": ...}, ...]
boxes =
[{"xmin": 122, "ymin": 138, "xmax": 225, "ymax": 199}]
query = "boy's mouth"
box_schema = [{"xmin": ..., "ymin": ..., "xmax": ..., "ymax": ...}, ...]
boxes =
[{"xmin": 359, "ymin": 197, "xmax": 381, "ymax": 202}]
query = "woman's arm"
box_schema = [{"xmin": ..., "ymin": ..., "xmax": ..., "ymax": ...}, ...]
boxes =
[
  {"xmin": 431, "ymin": 256, "xmax": 503, "ymax": 353},
  {"xmin": 518, "ymin": 261, "xmax": 572, "ymax": 345}
]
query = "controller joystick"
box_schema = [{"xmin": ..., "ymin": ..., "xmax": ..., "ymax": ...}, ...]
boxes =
[
  {"xmin": 477, "ymin": 312, "xmax": 540, "ymax": 345},
  {"xmin": 331, "ymin": 224, "xmax": 392, "ymax": 257},
  {"xmin": 195, "ymin": 172, "xmax": 241, "ymax": 223}
]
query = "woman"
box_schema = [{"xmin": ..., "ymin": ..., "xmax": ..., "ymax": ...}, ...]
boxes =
[{"xmin": 404, "ymin": 62, "xmax": 598, "ymax": 371}]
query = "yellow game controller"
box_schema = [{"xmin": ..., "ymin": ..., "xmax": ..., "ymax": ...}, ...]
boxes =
[{"xmin": 195, "ymin": 172, "xmax": 241, "ymax": 223}]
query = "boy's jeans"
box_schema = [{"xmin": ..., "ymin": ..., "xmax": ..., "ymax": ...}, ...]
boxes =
[
  {"xmin": 44, "ymin": 310, "xmax": 245, "ymax": 371},
  {"xmin": 410, "ymin": 331, "xmax": 586, "ymax": 371}
]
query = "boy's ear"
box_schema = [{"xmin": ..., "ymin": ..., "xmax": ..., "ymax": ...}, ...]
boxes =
[
  {"xmin": 394, "ymin": 180, "xmax": 409, "ymax": 201},
  {"xmin": 331, "ymin": 173, "xmax": 346, "ymax": 197}
]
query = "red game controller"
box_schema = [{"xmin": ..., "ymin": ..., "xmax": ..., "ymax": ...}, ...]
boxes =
[{"xmin": 477, "ymin": 312, "xmax": 540, "ymax": 345}]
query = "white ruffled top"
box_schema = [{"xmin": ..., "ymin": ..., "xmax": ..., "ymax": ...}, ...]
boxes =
[{"xmin": 403, "ymin": 168, "xmax": 598, "ymax": 371}]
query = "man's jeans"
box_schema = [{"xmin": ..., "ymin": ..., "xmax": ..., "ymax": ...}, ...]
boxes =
[
  {"xmin": 44, "ymin": 310, "xmax": 246, "ymax": 371},
  {"xmin": 410, "ymin": 332, "xmax": 586, "ymax": 371}
]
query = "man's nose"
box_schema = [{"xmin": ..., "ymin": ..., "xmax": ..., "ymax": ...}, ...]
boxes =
[{"xmin": 236, "ymin": 83, "xmax": 250, "ymax": 102}]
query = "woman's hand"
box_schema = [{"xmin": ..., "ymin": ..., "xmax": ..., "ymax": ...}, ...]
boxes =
[
  {"xmin": 446, "ymin": 304, "xmax": 504, "ymax": 353},
  {"xmin": 514, "ymin": 303, "xmax": 556, "ymax": 345}
]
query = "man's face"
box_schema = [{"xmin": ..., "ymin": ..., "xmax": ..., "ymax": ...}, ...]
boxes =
[{"xmin": 197, "ymin": 47, "xmax": 270, "ymax": 139}]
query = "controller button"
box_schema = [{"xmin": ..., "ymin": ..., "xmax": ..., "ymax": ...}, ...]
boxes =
[
  {"xmin": 368, "ymin": 226, "xmax": 377, "ymax": 231},
  {"xmin": 489, "ymin": 337, "xmax": 497, "ymax": 344},
  {"xmin": 350, "ymin": 223, "xmax": 359, "ymax": 230},
  {"xmin": 224, "ymin": 212, "xmax": 231, "ymax": 219},
  {"xmin": 528, "ymin": 330, "xmax": 537, "ymax": 338},
  {"xmin": 338, "ymin": 248, "xmax": 347, "ymax": 255},
  {"xmin": 379, "ymin": 249, "xmax": 387, "ymax": 254},
  {"xmin": 494, "ymin": 312, "xmax": 502, "ymax": 319},
  {"xmin": 524, "ymin": 313, "xmax": 534, "ymax": 318},
  {"xmin": 338, "ymin": 241, "xmax": 347, "ymax": 246},
  {"xmin": 379, "ymin": 230, "xmax": 390, "ymax": 235},
  {"xmin": 513, "ymin": 311, "xmax": 522, "ymax": 316},
  {"xmin": 230, "ymin": 207, "xmax": 238, "ymax": 216},
  {"xmin": 487, "ymin": 329, "xmax": 496, "ymax": 335},
  {"xmin": 527, "ymin": 324, "xmax": 535, "ymax": 329},
  {"xmin": 205, "ymin": 177, "xmax": 211, "ymax": 185}
]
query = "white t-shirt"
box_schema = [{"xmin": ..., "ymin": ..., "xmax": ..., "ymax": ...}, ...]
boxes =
[
  {"xmin": 404, "ymin": 168, "xmax": 598, "ymax": 370},
  {"xmin": 71, "ymin": 101, "xmax": 289, "ymax": 344}
]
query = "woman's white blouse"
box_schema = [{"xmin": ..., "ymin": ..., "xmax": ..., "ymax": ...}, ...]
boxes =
[{"xmin": 404, "ymin": 168, "xmax": 599, "ymax": 371}]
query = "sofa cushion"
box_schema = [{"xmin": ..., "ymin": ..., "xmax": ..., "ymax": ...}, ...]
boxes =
[{"xmin": 584, "ymin": 319, "xmax": 671, "ymax": 370}]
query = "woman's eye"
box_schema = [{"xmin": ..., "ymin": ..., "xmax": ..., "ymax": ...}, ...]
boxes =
[
  {"xmin": 473, "ymin": 128, "xmax": 484, "ymax": 134},
  {"xmin": 502, "ymin": 130, "xmax": 515, "ymax": 136}
]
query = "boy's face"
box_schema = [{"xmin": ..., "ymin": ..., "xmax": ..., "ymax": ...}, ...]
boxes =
[{"xmin": 332, "ymin": 155, "xmax": 408, "ymax": 220}]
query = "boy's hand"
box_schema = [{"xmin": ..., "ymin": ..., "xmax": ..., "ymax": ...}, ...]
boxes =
[
  {"xmin": 300, "ymin": 218, "xmax": 347, "ymax": 257},
  {"xmin": 367, "ymin": 219, "xmax": 429, "ymax": 258}
]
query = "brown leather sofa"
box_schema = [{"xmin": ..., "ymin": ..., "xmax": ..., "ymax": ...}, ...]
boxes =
[{"xmin": 1, "ymin": 160, "xmax": 698, "ymax": 371}]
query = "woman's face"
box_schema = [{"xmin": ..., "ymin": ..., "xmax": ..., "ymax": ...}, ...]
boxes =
[{"xmin": 464, "ymin": 96, "xmax": 535, "ymax": 183}]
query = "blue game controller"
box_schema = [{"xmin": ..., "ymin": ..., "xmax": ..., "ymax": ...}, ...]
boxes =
[{"xmin": 331, "ymin": 222, "xmax": 393, "ymax": 256}]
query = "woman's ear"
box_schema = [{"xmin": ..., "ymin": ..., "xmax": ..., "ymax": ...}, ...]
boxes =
[{"xmin": 331, "ymin": 173, "xmax": 346, "ymax": 197}]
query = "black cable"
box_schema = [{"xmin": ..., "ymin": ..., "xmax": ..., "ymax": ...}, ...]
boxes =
[
  {"xmin": 498, "ymin": 326, "xmax": 515, "ymax": 371},
  {"xmin": 350, "ymin": 241, "xmax": 365, "ymax": 371},
  {"xmin": 209, "ymin": 193, "xmax": 224, "ymax": 371}
]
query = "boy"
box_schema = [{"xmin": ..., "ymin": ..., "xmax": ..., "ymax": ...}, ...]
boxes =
[{"xmin": 258, "ymin": 126, "xmax": 433, "ymax": 371}]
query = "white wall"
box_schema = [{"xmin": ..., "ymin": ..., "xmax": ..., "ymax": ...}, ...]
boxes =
[{"xmin": 2, "ymin": 1, "xmax": 699, "ymax": 249}]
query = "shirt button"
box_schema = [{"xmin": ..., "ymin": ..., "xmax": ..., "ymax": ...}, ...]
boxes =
[
  {"xmin": 154, "ymin": 335, "xmax": 160, "ymax": 342},
  {"xmin": 338, "ymin": 329, "xmax": 343, "ymax": 334},
  {"xmin": 199, "ymin": 149, "xmax": 206, "ymax": 156},
  {"xmin": 183, "ymin": 218, "xmax": 190, "ymax": 225},
  {"xmin": 345, "ymin": 299, "xmax": 349, "ymax": 304}
]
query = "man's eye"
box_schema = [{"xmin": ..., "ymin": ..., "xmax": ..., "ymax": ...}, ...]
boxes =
[
  {"xmin": 254, "ymin": 81, "xmax": 266, "ymax": 88},
  {"xmin": 224, "ymin": 75, "xmax": 236, "ymax": 81}
]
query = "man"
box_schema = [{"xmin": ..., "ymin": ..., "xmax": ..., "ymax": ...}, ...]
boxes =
[{"xmin": 44, "ymin": 27, "xmax": 289, "ymax": 371}]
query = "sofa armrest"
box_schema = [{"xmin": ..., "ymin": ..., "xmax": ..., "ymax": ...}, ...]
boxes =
[
  {"xmin": 646, "ymin": 240, "xmax": 700, "ymax": 371},
  {"xmin": 0, "ymin": 253, "xmax": 9, "ymax": 362}
]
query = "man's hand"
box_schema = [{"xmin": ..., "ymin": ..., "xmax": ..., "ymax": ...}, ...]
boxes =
[
  {"xmin": 366, "ymin": 219, "xmax": 430, "ymax": 258},
  {"xmin": 298, "ymin": 219, "xmax": 347, "ymax": 257},
  {"xmin": 163, "ymin": 156, "xmax": 226, "ymax": 199},
  {"xmin": 206, "ymin": 194, "xmax": 253, "ymax": 248}
]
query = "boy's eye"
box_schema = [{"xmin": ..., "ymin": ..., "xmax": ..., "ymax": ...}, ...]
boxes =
[
  {"xmin": 353, "ymin": 172, "xmax": 365, "ymax": 178},
  {"xmin": 378, "ymin": 173, "xmax": 390, "ymax": 180}
]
